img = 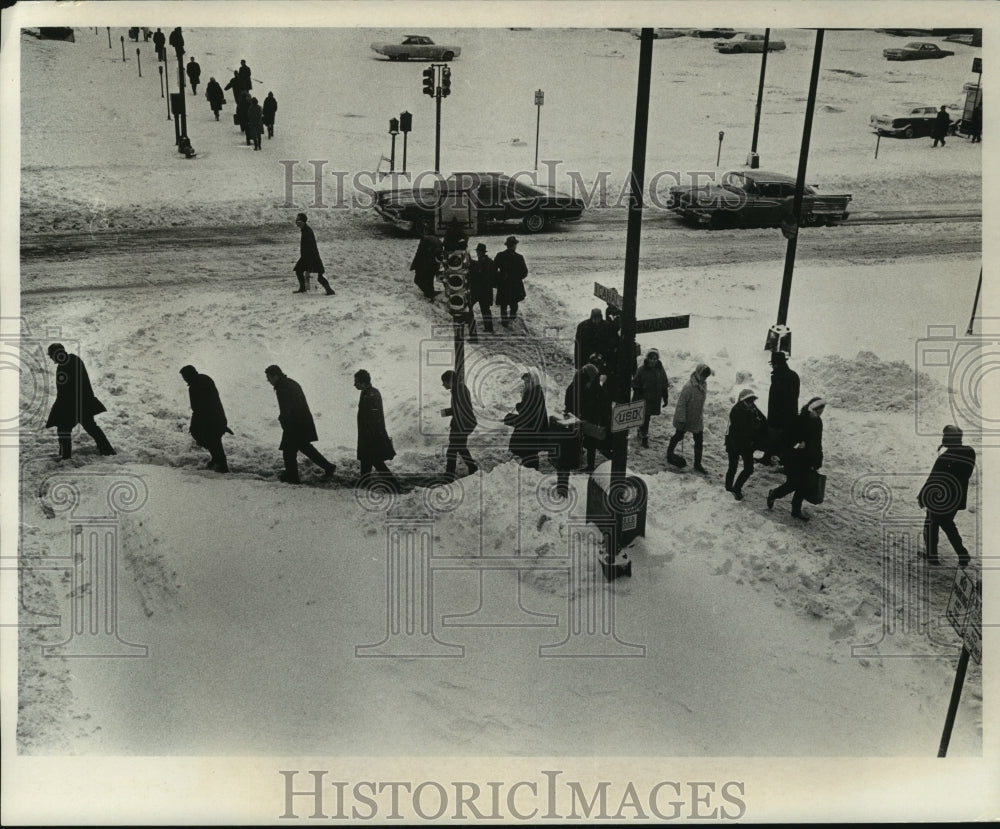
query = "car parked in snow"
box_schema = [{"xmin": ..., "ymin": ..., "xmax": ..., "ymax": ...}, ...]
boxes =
[
  {"xmin": 370, "ymin": 35, "xmax": 461, "ymax": 61},
  {"xmin": 870, "ymin": 103, "xmax": 941, "ymax": 138},
  {"xmin": 714, "ymin": 33, "xmax": 786, "ymax": 53},
  {"xmin": 373, "ymin": 172, "xmax": 585, "ymax": 236},
  {"xmin": 667, "ymin": 170, "xmax": 852, "ymax": 229},
  {"xmin": 688, "ymin": 28, "xmax": 738, "ymax": 39},
  {"xmin": 882, "ymin": 42, "xmax": 954, "ymax": 61}
]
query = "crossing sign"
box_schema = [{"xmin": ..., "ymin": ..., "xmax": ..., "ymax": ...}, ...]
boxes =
[{"xmin": 946, "ymin": 568, "xmax": 981, "ymax": 664}]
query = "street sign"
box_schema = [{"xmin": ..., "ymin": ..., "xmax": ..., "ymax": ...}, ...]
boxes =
[
  {"xmin": 594, "ymin": 282, "xmax": 624, "ymax": 310},
  {"xmin": 635, "ymin": 314, "xmax": 690, "ymax": 334},
  {"xmin": 946, "ymin": 568, "xmax": 981, "ymax": 664},
  {"xmin": 611, "ymin": 399, "xmax": 645, "ymax": 433}
]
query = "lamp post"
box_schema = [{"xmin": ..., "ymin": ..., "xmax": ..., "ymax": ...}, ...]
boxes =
[
  {"xmin": 399, "ymin": 111, "xmax": 412, "ymax": 173},
  {"xmin": 388, "ymin": 118, "xmax": 400, "ymax": 172},
  {"xmin": 748, "ymin": 28, "xmax": 770, "ymax": 168},
  {"xmin": 534, "ymin": 89, "xmax": 544, "ymax": 171}
]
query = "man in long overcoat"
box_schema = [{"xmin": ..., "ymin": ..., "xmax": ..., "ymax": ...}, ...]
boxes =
[
  {"xmin": 918, "ymin": 424, "xmax": 976, "ymax": 567},
  {"xmin": 245, "ymin": 96, "xmax": 264, "ymax": 150},
  {"xmin": 205, "ymin": 77, "xmax": 226, "ymax": 120},
  {"xmin": 179, "ymin": 365, "xmax": 233, "ymax": 472},
  {"xmin": 152, "ymin": 28, "xmax": 166, "ymax": 62},
  {"xmin": 224, "ymin": 70, "xmax": 241, "ymax": 105},
  {"xmin": 293, "ymin": 213, "xmax": 335, "ymax": 295},
  {"xmin": 468, "ymin": 242, "xmax": 496, "ymax": 331},
  {"xmin": 45, "ymin": 343, "xmax": 116, "ymax": 459},
  {"xmin": 186, "ymin": 57, "xmax": 201, "ymax": 95},
  {"xmin": 262, "ymin": 92, "xmax": 278, "ymax": 138},
  {"xmin": 410, "ymin": 232, "xmax": 442, "ymax": 300},
  {"xmin": 761, "ymin": 350, "xmax": 800, "ymax": 465},
  {"xmin": 494, "ymin": 236, "xmax": 528, "ymax": 328},
  {"xmin": 575, "ymin": 308, "xmax": 606, "ymax": 372},
  {"xmin": 237, "ymin": 59, "xmax": 253, "ymax": 94},
  {"xmin": 265, "ymin": 365, "xmax": 336, "ymax": 484},
  {"xmin": 932, "ymin": 104, "xmax": 951, "ymax": 148},
  {"xmin": 354, "ymin": 369, "xmax": 398, "ymax": 486}
]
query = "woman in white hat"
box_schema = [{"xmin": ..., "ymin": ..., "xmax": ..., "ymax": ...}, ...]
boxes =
[{"xmin": 724, "ymin": 389, "xmax": 767, "ymax": 500}]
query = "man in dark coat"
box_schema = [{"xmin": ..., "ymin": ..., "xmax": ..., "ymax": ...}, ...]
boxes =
[
  {"xmin": 503, "ymin": 370, "xmax": 548, "ymax": 469},
  {"xmin": 179, "ymin": 365, "xmax": 233, "ymax": 472},
  {"xmin": 494, "ymin": 235, "xmax": 528, "ymax": 328},
  {"xmin": 767, "ymin": 396, "xmax": 825, "ymax": 521},
  {"xmin": 468, "ymin": 242, "xmax": 496, "ymax": 332},
  {"xmin": 409, "ymin": 232, "xmax": 442, "ymax": 300},
  {"xmin": 245, "ymin": 96, "xmax": 264, "ymax": 150},
  {"xmin": 968, "ymin": 104, "xmax": 982, "ymax": 143},
  {"xmin": 236, "ymin": 89, "xmax": 252, "ymax": 136},
  {"xmin": 265, "ymin": 365, "xmax": 336, "ymax": 484},
  {"xmin": 441, "ymin": 370, "xmax": 478, "ymax": 478},
  {"xmin": 262, "ymin": 91, "xmax": 277, "ymax": 138},
  {"xmin": 724, "ymin": 389, "xmax": 767, "ymax": 501},
  {"xmin": 237, "ymin": 59, "xmax": 252, "ymax": 93},
  {"xmin": 761, "ymin": 350, "xmax": 799, "ymax": 466},
  {"xmin": 631, "ymin": 349, "xmax": 670, "ymax": 448},
  {"xmin": 45, "ymin": 343, "xmax": 116, "ymax": 459},
  {"xmin": 186, "ymin": 57, "xmax": 201, "ymax": 95},
  {"xmin": 918, "ymin": 425, "xmax": 976, "ymax": 567},
  {"xmin": 354, "ymin": 369, "xmax": 398, "ymax": 486},
  {"xmin": 205, "ymin": 77, "xmax": 226, "ymax": 120},
  {"xmin": 152, "ymin": 28, "xmax": 166, "ymax": 62},
  {"xmin": 224, "ymin": 70, "xmax": 241, "ymax": 105},
  {"xmin": 575, "ymin": 308, "xmax": 606, "ymax": 372},
  {"xmin": 293, "ymin": 213, "xmax": 335, "ymax": 295},
  {"xmin": 168, "ymin": 26, "xmax": 184, "ymax": 59},
  {"xmin": 932, "ymin": 104, "xmax": 951, "ymax": 148}
]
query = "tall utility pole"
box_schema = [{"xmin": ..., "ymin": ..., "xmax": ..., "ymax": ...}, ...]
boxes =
[
  {"xmin": 748, "ymin": 28, "xmax": 770, "ymax": 168},
  {"xmin": 605, "ymin": 26, "xmax": 654, "ymax": 582},
  {"xmin": 771, "ymin": 29, "xmax": 824, "ymax": 353},
  {"xmin": 534, "ymin": 89, "xmax": 544, "ymax": 170},
  {"xmin": 422, "ymin": 64, "xmax": 451, "ymax": 173}
]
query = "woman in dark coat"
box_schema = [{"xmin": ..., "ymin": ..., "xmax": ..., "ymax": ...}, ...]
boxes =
[
  {"xmin": 45, "ymin": 343, "xmax": 116, "ymax": 459},
  {"xmin": 262, "ymin": 91, "xmax": 278, "ymax": 138},
  {"xmin": 565, "ymin": 363, "xmax": 611, "ymax": 471},
  {"xmin": 767, "ymin": 396, "xmax": 825, "ymax": 520},
  {"xmin": 918, "ymin": 425, "xmax": 976, "ymax": 567},
  {"xmin": 354, "ymin": 369, "xmax": 397, "ymax": 485},
  {"xmin": 631, "ymin": 348, "xmax": 670, "ymax": 447},
  {"xmin": 245, "ymin": 97, "xmax": 264, "ymax": 150},
  {"xmin": 505, "ymin": 369, "xmax": 549, "ymax": 469},
  {"xmin": 205, "ymin": 77, "xmax": 226, "ymax": 120},
  {"xmin": 724, "ymin": 388, "xmax": 767, "ymax": 501}
]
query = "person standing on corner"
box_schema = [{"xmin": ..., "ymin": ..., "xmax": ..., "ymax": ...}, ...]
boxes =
[
  {"xmin": 186, "ymin": 56, "xmax": 201, "ymax": 95},
  {"xmin": 265, "ymin": 365, "xmax": 336, "ymax": 484},
  {"xmin": 45, "ymin": 343, "xmax": 117, "ymax": 460},
  {"xmin": 293, "ymin": 213, "xmax": 335, "ymax": 295},
  {"xmin": 409, "ymin": 230, "xmax": 442, "ymax": 300},
  {"xmin": 575, "ymin": 308, "xmax": 605, "ymax": 372},
  {"xmin": 667, "ymin": 363, "xmax": 711, "ymax": 472},
  {"xmin": 504, "ymin": 369, "xmax": 549, "ymax": 470},
  {"xmin": 724, "ymin": 389, "xmax": 767, "ymax": 501},
  {"xmin": 441, "ymin": 370, "xmax": 478, "ymax": 479},
  {"xmin": 932, "ymin": 104, "xmax": 951, "ymax": 148},
  {"xmin": 918, "ymin": 425, "xmax": 976, "ymax": 567},
  {"xmin": 468, "ymin": 242, "xmax": 497, "ymax": 333},
  {"xmin": 767, "ymin": 396, "xmax": 825, "ymax": 521},
  {"xmin": 354, "ymin": 369, "xmax": 398, "ymax": 488},
  {"xmin": 179, "ymin": 364, "xmax": 233, "ymax": 472},
  {"xmin": 205, "ymin": 76, "xmax": 226, "ymax": 120},
  {"xmin": 262, "ymin": 91, "xmax": 278, "ymax": 139},
  {"xmin": 565, "ymin": 363, "xmax": 611, "ymax": 472},
  {"xmin": 494, "ymin": 235, "xmax": 528, "ymax": 329},
  {"xmin": 631, "ymin": 348, "xmax": 670, "ymax": 449},
  {"xmin": 760, "ymin": 350, "xmax": 799, "ymax": 467}
]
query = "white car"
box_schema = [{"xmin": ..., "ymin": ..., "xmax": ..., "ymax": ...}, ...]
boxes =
[{"xmin": 370, "ymin": 35, "xmax": 461, "ymax": 62}]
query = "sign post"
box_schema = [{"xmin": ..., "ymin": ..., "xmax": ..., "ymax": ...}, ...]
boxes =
[
  {"xmin": 534, "ymin": 89, "xmax": 544, "ymax": 171},
  {"xmin": 938, "ymin": 568, "xmax": 981, "ymax": 757}
]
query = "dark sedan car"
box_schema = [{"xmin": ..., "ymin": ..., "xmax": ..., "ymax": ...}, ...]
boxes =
[
  {"xmin": 373, "ymin": 172, "xmax": 584, "ymax": 235},
  {"xmin": 883, "ymin": 42, "xmax": 954, "ymax": 60}
]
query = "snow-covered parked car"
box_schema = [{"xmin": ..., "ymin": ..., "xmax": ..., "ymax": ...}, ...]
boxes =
[
  {"xmin": 668, "ymin": 170, "xmax": 852, "ymax": 229},
  {"xmin": 714, "ymin": 33, "xmax": 786, "ymax": 53},
  {"xmin": 870, "ymin": 103, "xmax": 941, "ymax": 138},
  {"xmin": 370, "ymin": 35, "xmax": 461, "ymax": 61},
  {"xmin": 882, "ymin": 42, "xmax": 954, "ymax": 61}
]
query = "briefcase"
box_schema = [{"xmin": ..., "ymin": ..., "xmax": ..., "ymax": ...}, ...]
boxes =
[{"xmin": 803, "ymin": 470, "xmax": 827, "ymax": 505}]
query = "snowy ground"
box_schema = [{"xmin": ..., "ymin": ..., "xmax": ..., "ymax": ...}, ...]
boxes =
[{"xmin": 3, "ymin": 3, "xmax": 998, "ymax": 825}]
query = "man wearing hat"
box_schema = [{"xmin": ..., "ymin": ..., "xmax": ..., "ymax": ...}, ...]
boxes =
[
  {"xmin": 44, "ymin": 343, "xmax": 117, "ymax": 460},
  {"xmin": 918, "ymin": 425, "xmax": 976, "ymax": 567},
  {"xmin": 468, "ymin": 242, "xmax": 497, "ymax": 333},
  {"xmin": 724, "ymin": 389, "xmax": 767, "ymax": 500},
  {"xmin": 761, "ymin": 350, "xmax": 799, "ymax": 466},
  {"xmin": 179, "ymin": 365, "xmax": 233, "ymax": 472},
  {"xmin": 494, "ymin": 236, "xmax": 528, "ymax": 329}
]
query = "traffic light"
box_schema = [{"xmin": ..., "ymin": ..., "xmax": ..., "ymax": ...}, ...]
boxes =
[
  {"xmin": 440, "ymin": 66, "xmax": 451, "ymax": 98},
  {"xmin": 441, "ymin": 248, "xmax": 471, "ymax": 318},
  {"xmin": 422, "ymin": 66, "xmax": 435, "ymax": 97},
  {"xmin": 399, "ymin": 110, "xmax": 412, "ymax": 132}
]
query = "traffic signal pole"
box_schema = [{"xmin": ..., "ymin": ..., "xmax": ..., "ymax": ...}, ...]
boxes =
[{"xmin": 435, "ymin": 84, "xmax": 442, "ymax": 174}]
